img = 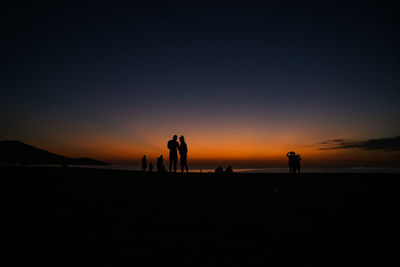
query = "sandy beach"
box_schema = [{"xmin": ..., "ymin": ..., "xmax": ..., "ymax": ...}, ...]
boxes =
[{"xmin": 1, "ymin": 167, "xmax": 400, "ymax": 266}]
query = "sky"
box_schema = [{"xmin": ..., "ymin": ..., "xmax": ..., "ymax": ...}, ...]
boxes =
[{"xmin": 1, "ymin": 1, "xmax": 400, "ymax": 167}]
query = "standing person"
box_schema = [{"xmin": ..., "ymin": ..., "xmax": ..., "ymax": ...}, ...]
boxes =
[
  {"xmin": 294, "ymin": 154, "xmax": 302, "ymax": 174},
  {"xmin": 141, "ymin": 155, "xmax": 147, "ymax": 171},
  {"xmin": 157, "ymin": 155, "xmax": 164, "ymax": 173},
  {"xmin": 286, "ymin": 151, "xmax": 295, "ymax": 174},
  {"xmin": 178, "ymin": 135, "xmax": 189, "ymax": 173},
  {"xmin": 149, "ymin": 163, "xmax": 153, "ymax": 172},
  {"xmin": 167, "ymin": 135, "xmax": 179, "ymax": 172}
]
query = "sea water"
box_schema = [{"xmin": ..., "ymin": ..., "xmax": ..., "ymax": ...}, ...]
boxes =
[{"xmin": 67, "ymin": 165, "xmax": 400, "ymax": 173}]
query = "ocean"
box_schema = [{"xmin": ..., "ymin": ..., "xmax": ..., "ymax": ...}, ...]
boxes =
[{"xmin": 66, "ymin": 165, "xmax": 400, "ymax": 174}]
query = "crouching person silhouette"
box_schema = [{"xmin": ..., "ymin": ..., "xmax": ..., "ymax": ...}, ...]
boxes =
[{"xmin": 167, "ymin": 135, "xmax": 179, "ymax": 172}]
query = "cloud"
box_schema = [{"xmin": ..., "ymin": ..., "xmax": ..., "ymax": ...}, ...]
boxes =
[{"xmin": 320, "ymin": 136, "xmax": 400, "ymax": 152}]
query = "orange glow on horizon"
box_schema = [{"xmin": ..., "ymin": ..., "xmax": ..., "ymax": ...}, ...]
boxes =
[
  {"xmin": 11, "ymin": 116, "xmax": 397, "ymax": 168},
  {"xmin": 33, "ymin": 131, "xmax": 397, "ymax": 168}
]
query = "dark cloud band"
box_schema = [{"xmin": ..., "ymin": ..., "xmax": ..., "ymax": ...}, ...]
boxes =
[{"xmin": 320, "ymin": 136, "xmax": 400, "ymax": 151}]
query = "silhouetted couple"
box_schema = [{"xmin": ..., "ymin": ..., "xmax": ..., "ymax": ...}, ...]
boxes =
[
  {"xmin": 167, "ymin": 135, "xmax": 188, "ymax": 173},
  {"xmin": 286, "ymin": 151, "xmax": 302, "ymax": 174}
]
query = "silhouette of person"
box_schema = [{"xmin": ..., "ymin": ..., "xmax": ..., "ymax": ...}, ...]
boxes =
[
  {"xmin": 167, "ymin": 135, "xmax": 179, "ymax": 172},
  {"xmin": 286, "ymin": 151, "xmax": 295, "ymax": 174},
  {"xmin": 141, "ymin": 155, "xmax": 147, "ymax": 171},
  {"xmin": 149, "ymin": 162, "xmax": 153, "ymax": 172},
  {"xmin": 294, "ymin": 154, "xmax": 302, "ymax": 174},
  {"xmin": 224, "ymin": 165, "xmax": 233, "ymax": 175},
  {"xmin": 215, "ymin": 166, "xmax": 223, "ymax": 175},
  {"xmin": 157, "ymin": 155, "xmax": 164, "ymax": 173},
  {"xmin": 178, "ymin": 135, "xmax": 188, "ymax": 173}
]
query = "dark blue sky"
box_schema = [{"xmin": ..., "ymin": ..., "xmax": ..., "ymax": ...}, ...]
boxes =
[{"xmin": 1, "ymin": 1, "xmax": 399, "ymax": 165}]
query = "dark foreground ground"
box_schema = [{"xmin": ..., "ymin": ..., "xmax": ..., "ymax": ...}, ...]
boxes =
[{"xmin": 1, "ymin": 167, "xmax": 400, "ymax": 266}]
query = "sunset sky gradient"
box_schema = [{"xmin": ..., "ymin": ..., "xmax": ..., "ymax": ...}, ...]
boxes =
[{"xmin": 1, "ymin": 1, "xmax": 399, "ymax": 167}]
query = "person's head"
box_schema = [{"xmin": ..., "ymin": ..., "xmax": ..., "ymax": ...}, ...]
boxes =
[
  {"xmin": 290, "ymin": 151, "xmax": 295, "ymax": 155},
  {"xmin": 173, "ymin": 135, "xmax": 178, "ymax": 140},
  {"xmin": 179, "ymin": 135, "xmax": 185, "ymax": 142}
]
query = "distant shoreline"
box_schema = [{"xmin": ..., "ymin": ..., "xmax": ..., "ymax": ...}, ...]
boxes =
[{"xmin": 3, "ymin": 165, "xmax": 400, "ymax": 174}]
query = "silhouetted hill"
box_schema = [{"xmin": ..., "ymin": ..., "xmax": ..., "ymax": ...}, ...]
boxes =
[{"xmin": 0, "ymin": 140, "xmax": 108, "ymax": 166}]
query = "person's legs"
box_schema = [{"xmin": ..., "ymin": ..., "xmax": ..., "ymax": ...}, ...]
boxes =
[
  {"xmin": 173, "ymin": 157, "xmax": 177, "ymax": 172},
  {"xmin": 181, "ymin": 156, "xmax": 188, "ymax": 172},
  {"xmin": 169, "ymin": 155, "xmax": 172, "ymax": 172}
]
